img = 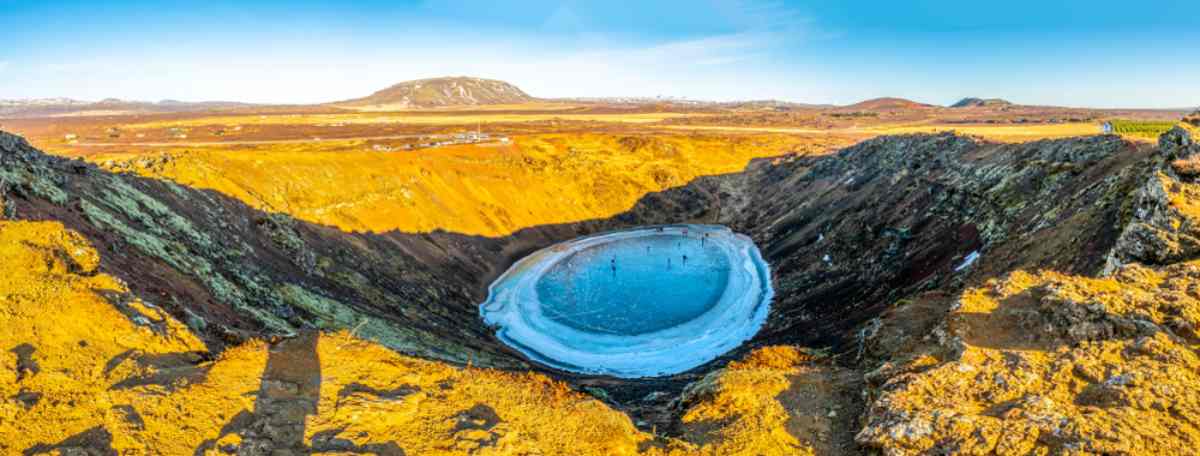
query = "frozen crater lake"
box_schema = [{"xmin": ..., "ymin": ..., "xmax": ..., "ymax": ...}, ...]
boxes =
[{"xmin": 480, "ymin": 225, "xmax": 773, "ymax": 378}]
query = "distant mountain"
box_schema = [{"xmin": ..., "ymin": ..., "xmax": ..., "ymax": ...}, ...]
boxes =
[
  {"xmin": 338, "ymin": 77, "xmax": 534, "ymax": 108},
  {"xmin": 951, "ymin": 97, "xmax": 1015, "ymax": 108},
  {"xmin": 0, "ymin": 98, "xmax": 91, "ymax": 107},
  {"xmin": 842, "ymin": 97, "xmax": 934, "ymax": 111},
  {"xmin": 0, "ymin": 98, "xmax": 251, "ymax": 118},
  {"xmin": 719, "ymin": 100, "xmax": 834, "ymax": 111}
]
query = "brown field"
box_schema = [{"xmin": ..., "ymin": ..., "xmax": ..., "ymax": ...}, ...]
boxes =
[
  {"xmin": 117, "ymin": 111, "xmax": 702, "ymax": 129},
  {"xmin": 7, "ymin": 101, "xmax": 1156, "ymax": 157}
]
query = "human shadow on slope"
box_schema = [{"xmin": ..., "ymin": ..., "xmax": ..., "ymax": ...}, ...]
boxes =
[
  {"xmin": 191, "ymin": 330, "xmax": 333, "ymax": 455},
  {"xmin": 775, "ymin": 367, "xmax": 865, "ymax": 455},
  {"xmin": 191, "ymin": 331, "xmax": 409, "ymax": 455},
  {"xmin": 241, "ymin": 330, "xmax": 322, "ymax": 454}
]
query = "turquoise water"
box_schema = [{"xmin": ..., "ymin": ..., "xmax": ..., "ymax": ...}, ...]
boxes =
[
  {"xmin": 535, "ymin": 234, "xmax": 730, "ymax": 335},
  {"xmin": 479, "ymin": 224, "xmax": 773, "ymax": 378}
]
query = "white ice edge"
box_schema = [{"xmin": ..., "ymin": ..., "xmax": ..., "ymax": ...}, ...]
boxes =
[
  {"xmin": 955, "ymin": 250, "xmax": 980, "ymax": 272},
  {"xmin": 479, "ymin": 224, "xmax": 774, "ymax": 378}
]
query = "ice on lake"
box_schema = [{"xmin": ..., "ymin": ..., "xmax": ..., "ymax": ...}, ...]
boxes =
[{"xmin": 479, "ymin": 225, "xmax": 773, "ymax": 378}]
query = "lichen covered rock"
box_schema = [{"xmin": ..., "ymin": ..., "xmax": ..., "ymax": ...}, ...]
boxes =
[{"xmin": 857, "ymin": 265, "xmax": 1200, "ymax": 455}]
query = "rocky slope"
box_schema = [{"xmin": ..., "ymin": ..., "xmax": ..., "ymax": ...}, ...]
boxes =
[
  {"xmin": 337, "ymin": 77, "xmax": 534, "ymax": 109},
  {"xmin": 854, "ymin": 126, "xmax": 1200, "ymax": 454},
  {"xmin": 3, "ymin": 125, "xmax": 1200, "ymax": 454}
]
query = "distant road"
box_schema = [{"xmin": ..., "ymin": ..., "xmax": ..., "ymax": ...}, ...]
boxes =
[{"xmin": 71, "ymin": 133, "xmax": 445, "ymax": 147}]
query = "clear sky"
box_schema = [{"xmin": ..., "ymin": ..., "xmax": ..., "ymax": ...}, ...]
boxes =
[{"xmin": 1, "ymin": 0, "xmax": 1196, "ymax": 108}]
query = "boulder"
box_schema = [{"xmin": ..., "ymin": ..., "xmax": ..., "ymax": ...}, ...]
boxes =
[{"xmin": 1160, "ymin": 126, "xmax": 1195, "ymax": 160}]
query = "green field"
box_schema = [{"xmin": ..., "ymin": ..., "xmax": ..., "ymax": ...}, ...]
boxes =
[{"xmin": 1109, "ymin": 120, "xmax": 1179, "ymax": 138}]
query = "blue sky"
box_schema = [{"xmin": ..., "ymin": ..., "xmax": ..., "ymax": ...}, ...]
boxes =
[{"xmin": 0, "ymin": 0, "xmax": 1196, "ymax": 108}]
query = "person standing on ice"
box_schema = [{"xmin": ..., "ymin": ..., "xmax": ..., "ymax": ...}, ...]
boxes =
[{"xmin": 682, "ymin": 254, "xmax": 688, "ymax": 266}]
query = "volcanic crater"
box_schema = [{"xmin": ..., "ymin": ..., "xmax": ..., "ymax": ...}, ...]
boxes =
[
  {"xmin": 0, "ymin": 130, "xmax": 1138, "ymax": 383},
  {"xmin": 4, "ymin": 124, "xmax": 1199, "ymax": 453}
]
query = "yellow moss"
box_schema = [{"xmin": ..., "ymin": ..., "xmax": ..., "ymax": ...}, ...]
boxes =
[
  {"xmin": 90, "ymin": 132, "xmax": 832, "ymax": 236},
  {"xmin": 305, "ymin": 333, "xmax": 646, "ymax": 455},
  {"xmin": 0, "ymin": 220, "xmax": 214, "ymax": 453},
  {"xmin": 728, "ymin": 345, "xmax": 818, "ymax": 370}
]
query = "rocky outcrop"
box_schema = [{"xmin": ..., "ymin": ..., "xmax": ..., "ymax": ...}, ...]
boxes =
[
  {"xmin": 1103, "ymin": 127, "xmax": 1200, "ymax": 270},
  {"xmin": 855, "ymin": 128, "xmax": 1200, "ymax": 455},
  {"xmin": 856, "ymin": 264, "xmax": 1200, "ymax": 455}
]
